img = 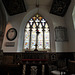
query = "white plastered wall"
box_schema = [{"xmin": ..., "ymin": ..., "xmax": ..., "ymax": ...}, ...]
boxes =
[
  {"xmin": 50, "ymin": 14, "xmax": 68, "ymax": 52},
  {"xmin": 2, "ymin": 11, "xmax": 26, "ymax": 52},
  {"xmin": 65, "ymin": 0, "xmax": 75, "ymax": 52},
  {"xmin": 2, "ymin": 5, "xmax": 69, "ymax": 52}
]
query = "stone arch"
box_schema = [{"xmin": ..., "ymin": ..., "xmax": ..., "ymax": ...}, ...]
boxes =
[
  {"xmin": 17, "ymin": 8, "xmax": 55, "ymax": 52},
  {"xmin": 0, "ymin": 0, "xmax": 8, "ymax": 49}
]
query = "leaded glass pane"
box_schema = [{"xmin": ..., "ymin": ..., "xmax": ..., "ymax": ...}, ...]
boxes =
[
  {"xmin": 41, "ymin": 19, "xmax": 46, "ymax": 26},
  {"xmin": 44, "ymin": 30, "xmax": 50, "ymax": 49},
  {"xmin": 24, "ymin": 14, "xmax": 50, "ymax": 51},
  {"xmin": 33, "ymin": 16, "xmax": 36, "ymax": 20},
  {"xmin": 45, "ymin": 23, "xmax": 48, "ymax": 28},
  {"xmin": 45, "ymin": 41, "xmax": 50, "ymax": 49},
  {"xmin": 36, "ymin": 14, "xmax": 39, "ymax": 17},
  {"xmin": 25, "ymin": 31, "xmax": 30, "ymax": 40},
  {"xmin": 29, "ymin": 19, "xmax": 34, "ymax": 25},
  {"xmin": 38, "ymin": 41, "xmax": 43, "ymax": 49},
  {"xmin": 31, "ymin": 23, "xmax": 36, "ymax": 49},
  {"xmin": 39, "ymin": 17, "xmax": 42, "ymax": 20},
  {"xmin": 31, "ymin": 41, "xmax": 36, "ymax": 49},
  {"xmin": 26, "ymin": 23, "xmax": 30, "ymax": 28},
  {"xmin": 38, "ymin": 23, "xmax": 43, "ymax": 49},
  {"xmin": 35, "ymin": 19, "xmax": 40, "ymax": 26},
  {"xmin": 33, "ymin": 23, "xmax": 36, "ymax": 28},
  {"xmin": 24, "ymin": 23, "xmax": 30, "ymax": 49},
  {"xmin": 24, "ymin": 31, "xmax": 30, "ymax": 49},
  {"xmin": 24, "ymin": 41, "xmax": 29, "ymax": 49}
]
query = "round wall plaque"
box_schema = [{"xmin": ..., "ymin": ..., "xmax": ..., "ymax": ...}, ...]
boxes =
[{"xmin": 6, "ymin": 28, "xmax": 17, "ymax": 41}]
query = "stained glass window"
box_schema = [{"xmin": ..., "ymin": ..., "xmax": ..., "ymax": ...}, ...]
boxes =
[
  {"xmin": 38, "ymin": 23, "xmax": 43, "ymax": 50},
  {"xmin": 24, "ymin": 14, "xmax": 50, "ymax": 51},
  {"xmin": 24, "ymin": 23, "xmax": 30, "ymax": 49},
  {"xmin": 31, "ymin": 23, "xmax": 36, "ymax": 49}
]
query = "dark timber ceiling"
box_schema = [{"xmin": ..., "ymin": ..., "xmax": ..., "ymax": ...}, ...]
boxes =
[
  {"xmin": 2, "ymin": 0, "xmax": 26, "ymax": 16},
  {"xmin": 2, "ymin": 0, "xmax": 71, "ymax": 17},
  {"xmin": 50, "ymin": 0, "xmax": 71, "ymax": 17}
]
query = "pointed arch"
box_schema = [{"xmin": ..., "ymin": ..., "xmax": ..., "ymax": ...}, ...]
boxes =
[
  {"xmin": 17, "ymin": 8, "xmax": 55, "ymax": 52},
  {"xmin": 24, "ymin": 14, "xmax": 50, "ymax": 51}
]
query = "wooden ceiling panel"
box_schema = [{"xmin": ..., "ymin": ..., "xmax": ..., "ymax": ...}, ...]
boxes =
[
  {"xmin": 2, "ymin": 0, "xmax": 26, "ymax": 16},
  {"xmin": 50, "ymin": 0, "xmax": 71, "ymax": 17}
]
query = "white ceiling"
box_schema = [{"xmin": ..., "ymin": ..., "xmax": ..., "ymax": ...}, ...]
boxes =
[{"xmin": 24, "ymin": 0, "xmax": 53, "ymax": 7}]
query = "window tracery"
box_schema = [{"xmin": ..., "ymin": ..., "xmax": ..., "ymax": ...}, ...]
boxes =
[{"xmin": 24, "ymin": 14, "xmax": 50, "ymax": 51}]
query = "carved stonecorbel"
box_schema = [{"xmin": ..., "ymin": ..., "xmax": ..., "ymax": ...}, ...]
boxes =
[
  {"xmin": 30, "ymin": 66, "xmax": 37, "ymax": 75},
  {"xmin": 23, "ymin": 65, "xmax": 26, "ymax": 75},
  {"xmin": 51, "ymin": 53, "xmax": 57, "ymax": 61},
  {"xmin": 55, "ymin": 26, "xmax": 68, "ymax": 42}
]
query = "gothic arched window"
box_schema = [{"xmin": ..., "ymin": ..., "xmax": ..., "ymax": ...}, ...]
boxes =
[{"xmin": 24, "ymin": 14, "xmax": 50, "ymax": 51}]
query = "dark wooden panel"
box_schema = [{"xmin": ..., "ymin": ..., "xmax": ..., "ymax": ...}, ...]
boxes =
[
  {"xmin": 2, "ymin": 0, "xmax": 26, "ymax": 16},
  {"xmin": 0, "ymin": 64, "xmax": 23, "ymax": 75},
  {"xmin": 68, "ymin": 60, "xmax": 75, "ymax": 74},
  {"xmin": 25, "ymin": 64, "xmax": 42, "ymax": 75},
  {"xmin": 50, "ymin": 0, "xmax": 71, "ymax": 17},
  {"xmin": 3, "ymin": 52, "xmax": 74, "ymax": 65},
  {"xmin": 0, "ymin": 50, "xmax": 3, "ymax": 64}
]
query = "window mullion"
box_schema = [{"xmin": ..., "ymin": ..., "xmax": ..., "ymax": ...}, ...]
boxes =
[
  {"xmin": 29, "ymin": 26, "xmax": 32, "ymax": 50},
  {"xmin": 36, "ymin": 26, "xmax": 38, "ymax": 50},
  {"xmin": 43, "ymin": 28, "xmax": 45, "ymax": 50}
]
